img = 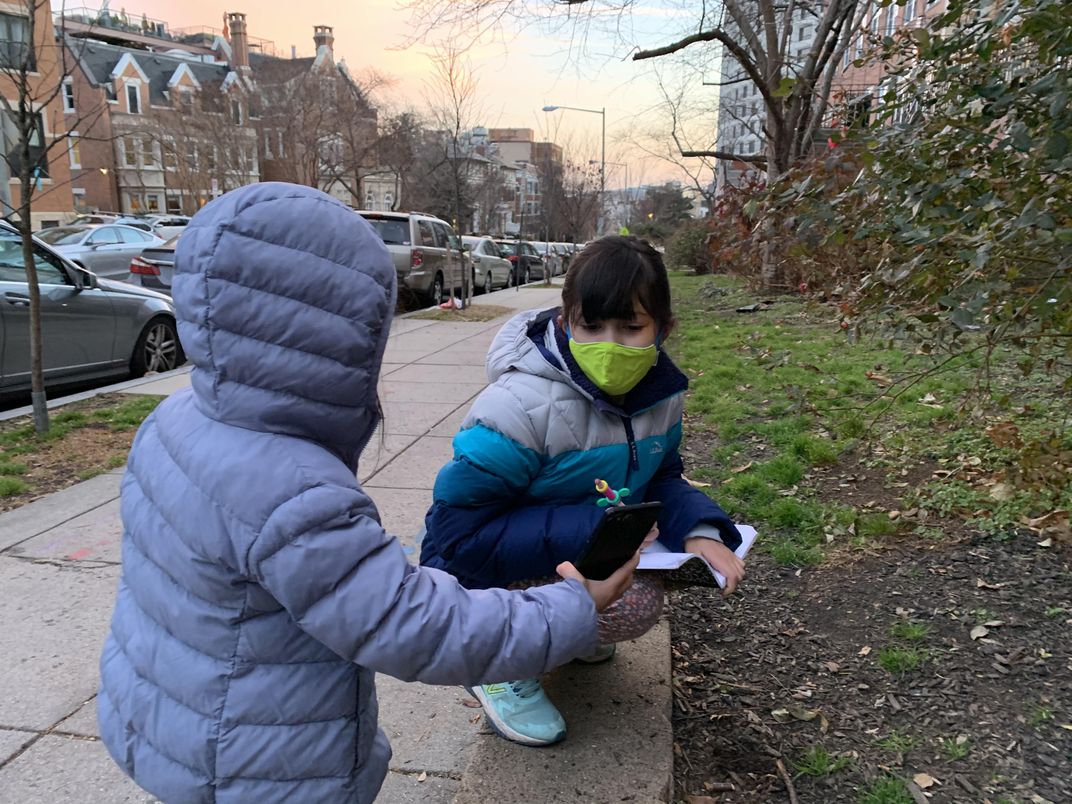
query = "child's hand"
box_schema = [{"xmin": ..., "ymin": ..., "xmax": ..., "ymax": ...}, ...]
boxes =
[
  {"xmin": 641, "ymin": 523, "xmax": 660, "ymax": 550},
  {"xmin": 556, "ymin": 551, "xmax": 639, "ymax": 613},
  {"xmin": 684, "ymin": 537, "xmax": 745, "ymax": 596}
]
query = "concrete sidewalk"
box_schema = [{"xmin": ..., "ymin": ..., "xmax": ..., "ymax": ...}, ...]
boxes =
[{"xmin": 0, "ymin": 283, "xmax": 672, "ymax": 803}]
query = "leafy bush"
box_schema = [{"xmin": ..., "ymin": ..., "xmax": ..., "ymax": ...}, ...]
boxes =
[{"xmin": 665, "ymin": 219, "xmax": 713, "ymax": 274}]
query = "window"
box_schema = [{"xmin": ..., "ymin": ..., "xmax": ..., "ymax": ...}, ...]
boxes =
[
  {"xmin": 798, "ymin": 25, "xmax": 811, "ymax": 42},
  {"xmin": 87, "ymin": 227, "xmax": 121, "ymax": 246},
  {"xmin": 62, "ymin": 79, "xmax": 75, "ymax": 113},
  {"xmin": 264, "ymin": 131, "xmax": 273, "ymax": 159},
  {"xmin": 166, "ymin": 194, "xmax": 182, "ymax": 214},
  {"xmin": 185, "ymin": 145, "xmax": 198, "ymax": 172},
  {"xmin": 126, "ymin": 82, "xmax": 141, "ymax": 114},
  {"xmin": 384, "ymin": 191, "xmax": 393, "ymax": 209},
  {"xmin": 122, "ymin": 136, "xmax": 137, "ymax": 167},
  {"xmin": 417, "ymin": 219, "xmax": 436, "ymax": 247},
  {"xmin": 885, "ymin": 8, "xmax": 897, "ymax": 36},
  {"xmin": 68, "ymin": 134, "xmax": 81, "ymax": 168},
  {"xmin": 904, "ymin": 0, "xmax": 916, "ymax": 23},
  {"xmin": 72, "ymin": 188, "xmax": 89, "ymax": 212},
  {"xmin": 119, "ymin": 226, "xmax": 153, "ymax": 242},
  {"xmin": 3, "ymin": 111, "xmax": 48, "ymax": 179},
  {"xmin": 277, "ymin": 130, "xmax": 285, "ymax": 158},
  {"xmin": 143, "ymin": 195, "xmax": 161, "ymax": 214},
  {"xmin": 141, "ymin": 138, "xmax": 157, "ymax": 168},
  {"xmin": 231, "ymin": 100, "xmax": 242, "ymax": 125},
  {"xmin": 0, "ymin": 231, "xmax": 69, "ymax": 284},
  {"xmin": 0, "ymin": 12, "xmax": 34, "ymax": 71}
]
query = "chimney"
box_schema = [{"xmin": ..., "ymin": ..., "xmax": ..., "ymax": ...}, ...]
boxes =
[
  {"xmin": 227, "ymin": 12, "xmax": 249, "ymax": 69},
  {"xmin": 313, "ymin": 25, "xmax": 334, "ymax": 55}
]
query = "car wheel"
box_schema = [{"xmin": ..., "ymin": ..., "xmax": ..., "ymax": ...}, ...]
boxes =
[
  {"xmin": 483, "ymin": 272, "xmax": 493, "ymax": 294},
  {"xmin": 429, "ymin": 272, "xmax": 445, "ymax": 305},
  {"xmin": 130, "ymin": 316, "xmax": 183, "ymax": 376}
]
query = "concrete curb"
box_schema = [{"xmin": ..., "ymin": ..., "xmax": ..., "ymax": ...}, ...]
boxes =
[{"xmin": 0, "ymin": 365, "xmax": 193, "ymax": 423}]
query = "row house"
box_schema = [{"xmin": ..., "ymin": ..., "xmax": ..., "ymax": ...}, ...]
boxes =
[
  {"xmin": 0, "ymin": 0, "xmax": 75, "ymax": 228},
  {"xmin": 59, "ymin": 8, "xmax": 386, "ymax": 217},
  {"xmin": 65, "ymin": 35, "xmax": 259, "ymax": 215}
]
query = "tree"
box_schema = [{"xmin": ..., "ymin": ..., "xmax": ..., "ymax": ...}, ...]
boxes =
[
  {"xmin": 632, "ymin": 183, "xmax": 693, "ymax": 241},
  {"xmin": 405, "ymin": 0, "xmax": 876, "ymax": 285},
  {"xmin": 0, "ymin": 2, "xmax": 107, "ymax": 432},
  {"xmin": 423, "ymin": 43, "xmax": 484, "ymax": 306}
]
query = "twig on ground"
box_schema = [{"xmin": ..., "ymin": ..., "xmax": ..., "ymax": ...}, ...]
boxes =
[{"xmin": 775, "ymin": 758, "xmax": 799, "ymax": 804}]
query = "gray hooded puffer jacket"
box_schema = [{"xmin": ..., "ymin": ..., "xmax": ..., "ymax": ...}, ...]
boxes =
[{"xmin": 97, "ymin": 183, "xmax": 597, "ymax": 804}]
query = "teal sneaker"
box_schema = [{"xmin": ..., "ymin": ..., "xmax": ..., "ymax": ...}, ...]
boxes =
[{"xmin": 467, "ymin": 679, "xmax": 566, "ymax": 746}]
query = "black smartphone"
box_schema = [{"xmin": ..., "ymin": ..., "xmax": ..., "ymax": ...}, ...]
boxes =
[{"xmin": 574, "ymin": 502, "xmax": 662, "ymax": 581}]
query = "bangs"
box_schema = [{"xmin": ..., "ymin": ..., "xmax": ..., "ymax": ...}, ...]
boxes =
[
  {"xmin": 576, "ymin": 258, "xmax": 648, "ymax": 323},
  {"xmin": 564, "ymin": 236, "xmax": 672, "ymax": 328}
]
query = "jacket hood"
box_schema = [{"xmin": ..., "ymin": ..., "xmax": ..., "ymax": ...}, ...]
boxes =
[
  {"xmin": 487, "ymin": 308, "xmax": 577, "ymax": 386},
  {"xmin": 172, "ymin": 182, "xmax": 396, "ymax": 465}
]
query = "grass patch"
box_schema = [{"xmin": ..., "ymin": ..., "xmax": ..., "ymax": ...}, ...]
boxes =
[
  {"xmin": 859, "ymin": 776, "xmax": 913, "ymax": 804},
  {"xmin": 878, "ymin": 646, "xmax": 924, "ymax": 675},
  {"xmin": 409, "ymin": 303, "xmax": 516, "ymax": 322},
  {"xmin": 665, "ymin": 274, "xmax": 1071, "ymax": 558},
  {"xmin": 793, "ymin": 744, "xmax": 851, "ymax": 777},
  {"xmin": 1029, "ymin": 704, "xmax": 1053, "ymax": 726},
  {"xmin": 0, "ymin": 476, "xmax": 29, "ymax": 497},
  {"xmin": 769, "ymin": 538, "xmax": 823, "ymax": 567},
  {"xmin": 0, "ymin": 394, "xmax": 162, "ymax": 511},
  {"xmin": 889, "ymin": 621, "xmax": 931, "ymax": 642},
  {"xmin": 938, "ymin": 735, "xmax": 971, "ymax": 760},
  {"xmin": 877, "ymin": 731, "xmax": 918, "ymax": 754}
]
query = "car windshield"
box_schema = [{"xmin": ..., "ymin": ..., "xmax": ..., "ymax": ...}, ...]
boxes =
[
  {"xmin": 363, "ymin": 218, "xmax": 410, "ymax": 246},
  {"xmin": 36, "ymin": 227, "xmax": 89, "ymax": 246},
  {"xmin": 497, "ymin": 242, "xmax": 519, "ymax": 256}
]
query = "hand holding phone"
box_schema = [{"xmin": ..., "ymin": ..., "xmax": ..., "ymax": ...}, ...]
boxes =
[
  {"xmin": 556, "ymin": 551, "xmax": 640, "ymax": 613},
  {"xmin": 573, "ymin": 502, "xmax": 662, "ymax": 581}
]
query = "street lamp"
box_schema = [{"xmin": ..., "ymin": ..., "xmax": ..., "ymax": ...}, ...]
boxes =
[{"xmin": 543, "ymin": 104, "xmax": 605, "ymax": 232}]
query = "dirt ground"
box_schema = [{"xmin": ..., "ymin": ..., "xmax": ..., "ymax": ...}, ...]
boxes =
[{"xmin": 670, "ymin": 462, "xmax": 1072, "ymax": 803}]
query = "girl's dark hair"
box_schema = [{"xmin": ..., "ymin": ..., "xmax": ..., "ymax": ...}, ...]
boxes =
[{"xmin": 561, "ymin": 235, "xmax": 673, "ymax": 330}]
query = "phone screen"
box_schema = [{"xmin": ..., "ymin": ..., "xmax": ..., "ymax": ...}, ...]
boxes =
[{"xmin": 574, "ymin": 502, "xmax": 662, "ymax": 581}]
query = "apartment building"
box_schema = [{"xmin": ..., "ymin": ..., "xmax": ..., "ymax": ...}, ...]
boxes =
[{"xmin": 0, "ymin": 0, "xmax": 75, "ymax": 227}]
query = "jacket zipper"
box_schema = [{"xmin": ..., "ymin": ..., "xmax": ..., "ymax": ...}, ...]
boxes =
[{"xmin": 621, "ymin": 416, "xmax": 640, "ymax": 473}]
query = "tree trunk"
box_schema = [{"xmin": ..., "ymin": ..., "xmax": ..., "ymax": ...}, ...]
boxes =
[{"xmin": 18, "ymin": 200, "xmax": 48, "ymax": 433}]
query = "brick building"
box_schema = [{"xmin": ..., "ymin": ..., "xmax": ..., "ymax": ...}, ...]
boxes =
[{"xmin": 0, "ymin": 0, "xmax": 75, "ymax": 228}]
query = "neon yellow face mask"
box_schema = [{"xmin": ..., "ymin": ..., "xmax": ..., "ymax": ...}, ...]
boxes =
[{"xmin": 568, "ymin": 337, "xmax": 658, "ymax": 396}]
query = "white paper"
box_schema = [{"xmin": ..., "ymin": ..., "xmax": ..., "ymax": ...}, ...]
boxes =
[{"xmin": 638, "ymin": 524, "xmax": 757, "ymax": 587}]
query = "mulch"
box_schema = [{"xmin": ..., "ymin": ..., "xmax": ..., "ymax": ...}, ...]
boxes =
[{"xmin": 669, "ymin": 531, "xmax": 1072, "ymax": 803}]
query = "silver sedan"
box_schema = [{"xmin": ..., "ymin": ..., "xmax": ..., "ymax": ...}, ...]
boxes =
[
  {"xmin": 462, "ymin": 236, "xmax": 514, "ymax": 294},
  {"xmin": 0, "ymin": 222, "xmax": 183, "ymax": 395},
  {"xmin": 35, "ymin": 224, "xmax": 165, "ymax": 280}
]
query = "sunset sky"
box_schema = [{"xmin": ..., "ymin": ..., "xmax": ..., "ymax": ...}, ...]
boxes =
[{"xmin": 116, "ymin": 0, "xmax": 720, "ymax": 187}]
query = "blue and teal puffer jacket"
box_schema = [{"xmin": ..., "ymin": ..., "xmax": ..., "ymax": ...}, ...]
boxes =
[{"xmin": 420, "ymin": 307, "xmax": 741, "ymax": 589}]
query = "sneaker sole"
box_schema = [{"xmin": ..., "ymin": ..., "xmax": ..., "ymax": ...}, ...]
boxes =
[{"xmin": 465, "ymin": 686, "xmax": 566, "ymax": 747}]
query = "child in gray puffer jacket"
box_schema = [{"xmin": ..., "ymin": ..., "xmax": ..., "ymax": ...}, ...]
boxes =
[{"xmin": 97, "ymin": 183, "xmax": 636, "ymax": 804}]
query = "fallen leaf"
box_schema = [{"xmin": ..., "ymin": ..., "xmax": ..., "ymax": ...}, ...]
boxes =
[
  {"xmin": 913, "ymin": 772, "xmax": 938, "ymax": 789},
  {"xmin": 976, "ymin": 578, "xmax": 1006, "ymax": 589},
  {"xmin": 461, "ymin": 699, "xmax": 482, "ymax": 708},
  {"xmin": 984, "ymin": 620, "xmax": 1005, "ymax": 628},
  {"xmin": 417, "ymin": 771, "xmax": 427, "ymax": 782},
  {"xmin": 731, "ymin": 461, "xmax": 754, "ymax": 474},
  {"xmin": 989, "ymin": 482, "xmax": 1014, "ymax": 501},
  {"xmin": 970, "ymin": 625, "xmax": 989, "ymax": 640},
  {"xmin": 858, "ymin": 645, "xmax": 872, "ymax": 656},
  {"xmin": 1037, "ymin": 537, "xmax": 1053, "ymax": 548},
  {"xmin": 1059, "ymin": 724, "xmax": 1072, "ymax": 731},
  {"xmin": 684, "ymin": 475, "xmax": 712, "ymax": 489},
  {"xmin": 771, "ymin": 705, "xmax": 822, "ymax": 723},
  {"xmin": 888, "ymin": 509, "xmax": 901, "ymax": 520}
]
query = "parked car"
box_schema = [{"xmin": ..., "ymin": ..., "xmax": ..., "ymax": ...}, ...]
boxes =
[
  {"xmin": 356, "ymin": 210, "xmax": 466, "ymax": 304},
  {"xmin": 552, "ymin": 243, "xmax": 574, "ymax": 274},
  {"xmin": 494, "ymin": 239, "xmax": 544, "ymax": 286},
  {"xmin": 462, "ymin": 236, "xmax": 513, "ymax": 294},
  {"xmin": 70, "ymin": 213, "xmax": 154, "ymax": 232},
  {"xmin": 129, "ymin": 236, "xmax": 179, "ymax": 295},
  {"xmin": 145, "ymin": 215, "xmax": 190, "ymax": 240},
  {"xmin": 530, "ymin": 241, "xmax": 560, "ymax": 279},
  {"xmin": 35, "ymin": 224, "xmax": 165, "ymax": 281},
  {"xmin": 0, "ymin": 221, "xmax": 184, "ymax": 395}
]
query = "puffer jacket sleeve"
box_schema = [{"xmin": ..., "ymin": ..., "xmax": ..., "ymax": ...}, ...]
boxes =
[
  {"xmin": 248, "ymin": 483, "xmax": 599, "ymax": 684},
  {"xmin": 420, "ymin": 383, "xmax": 604, "ymax": 588},
  {"xmin": 643, "ymin": 445, "xmax": 742, "ymax": 552}
]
